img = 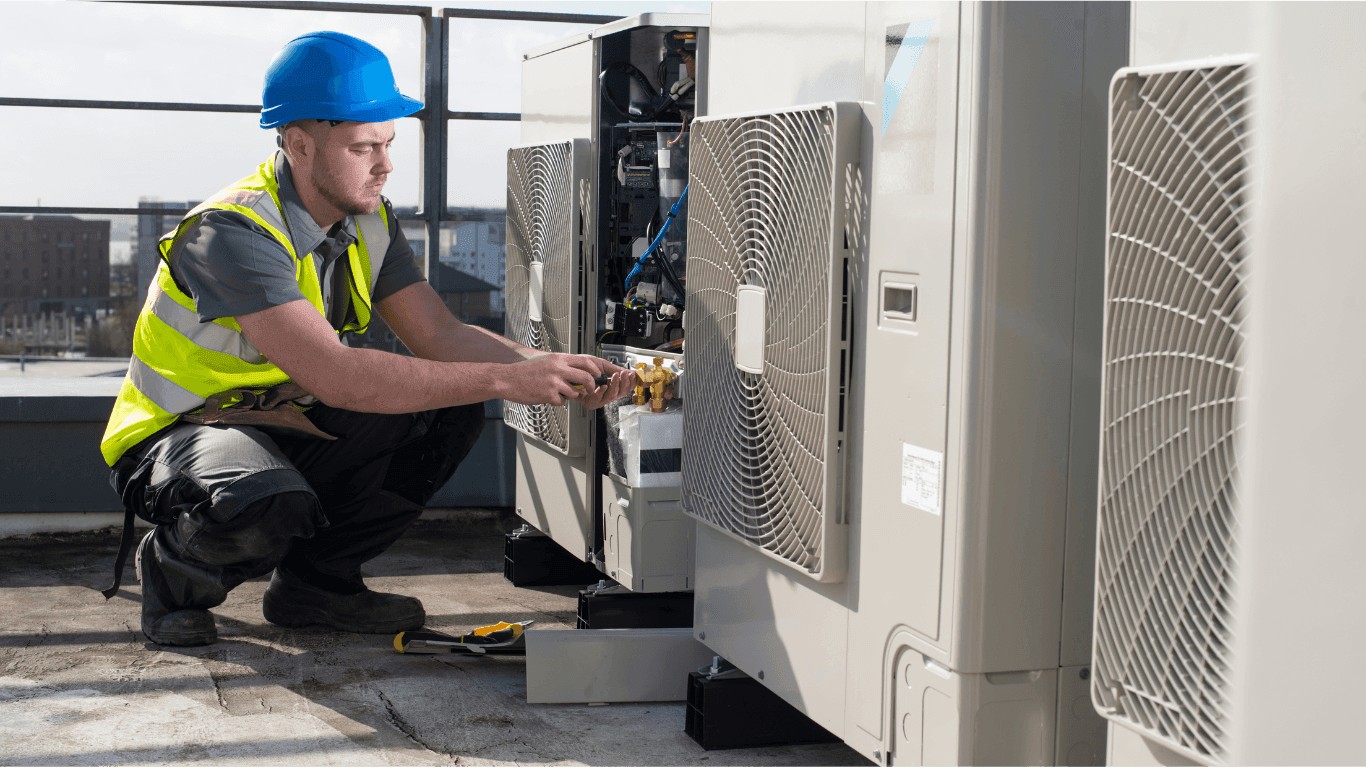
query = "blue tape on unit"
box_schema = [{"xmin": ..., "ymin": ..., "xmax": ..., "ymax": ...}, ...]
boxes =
[{"xmin": 883, "ymin": 17, "xmax": 938, "ymax": 135}]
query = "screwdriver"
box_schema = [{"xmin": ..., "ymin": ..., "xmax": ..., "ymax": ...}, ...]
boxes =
[{"xmin": 572, "ymin": 373, "xmax": 622, "ymax": 390}]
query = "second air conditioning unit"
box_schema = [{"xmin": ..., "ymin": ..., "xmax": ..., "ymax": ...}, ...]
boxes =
[{"xmin": 686, "ymin": 3, "xmax": 1127, "ymax": 765}]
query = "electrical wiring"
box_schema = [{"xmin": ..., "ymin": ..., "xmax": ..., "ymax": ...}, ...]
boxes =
[
  {"xmin": 653, "ymin": 249, "xmax": 686, "ymax": 301},
  {"xmin": 600, "ymin": 62, "xmax": 659, "ymax": 120},
  {"xmin": 624, "ymin": 184, "xmax": 689, "ymax": 293}
]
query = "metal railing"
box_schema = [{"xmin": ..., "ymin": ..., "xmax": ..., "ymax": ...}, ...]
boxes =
[{"xmin": 0, "ymin": 1, "xmax": 621, "ymax": 287}]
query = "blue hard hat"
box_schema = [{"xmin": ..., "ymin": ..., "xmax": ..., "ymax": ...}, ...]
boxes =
[{"xmin": 260, "ymin": 31, "xmax": 423, "ymax": 128}]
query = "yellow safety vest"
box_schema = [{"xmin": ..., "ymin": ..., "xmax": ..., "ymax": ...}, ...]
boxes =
[{"xmin": 99, "ymin": 155, "xmax": 391, "ymax": 466}]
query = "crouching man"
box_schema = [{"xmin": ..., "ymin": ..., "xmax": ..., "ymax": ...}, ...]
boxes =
[{"xmin": 98, "ymin": 31, "xmax": 633, "ymax": 646}]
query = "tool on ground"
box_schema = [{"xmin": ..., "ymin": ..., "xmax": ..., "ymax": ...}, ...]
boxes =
[{"xmin": 393, "ymin": 620, "xmax": 534, "ymax": 655}]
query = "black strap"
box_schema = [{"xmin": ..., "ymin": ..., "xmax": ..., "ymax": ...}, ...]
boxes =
[{"xmin": 101, "ymin": 505, "xmax": 137, "ymax": 600}]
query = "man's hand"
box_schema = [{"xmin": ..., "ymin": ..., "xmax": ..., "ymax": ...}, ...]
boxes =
[
  {"xmin": 503, "ymin": 354, "xmax": 634, "ymax": 408},
  {"xmin": 577, "ymin": 367, "xmax": 638, "ymax": 410}
]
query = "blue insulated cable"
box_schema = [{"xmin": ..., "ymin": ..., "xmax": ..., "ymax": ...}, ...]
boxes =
[{"xmin": 624, "ymin": 184, "xmax": 689, "ymax": 293}]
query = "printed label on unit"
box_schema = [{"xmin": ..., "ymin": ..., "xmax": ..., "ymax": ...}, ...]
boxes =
[{"xmin": 901, "ymin": 442, "xmax": 943, "ymax": 515}]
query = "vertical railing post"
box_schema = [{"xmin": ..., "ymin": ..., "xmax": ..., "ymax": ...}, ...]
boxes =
[{"xmin": 419, "ymin": 10, "xmax": 448, "ymax": 289}]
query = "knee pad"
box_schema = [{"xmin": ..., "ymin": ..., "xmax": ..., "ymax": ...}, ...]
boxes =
[{"xmin": 175, "ymin": 490, "xmax": 325, "ymax": 567}]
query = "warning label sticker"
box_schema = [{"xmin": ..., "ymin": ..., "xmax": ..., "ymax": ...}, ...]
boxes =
[{"xmin": 901, "ymin": 442, "xmax": 943, "ymax": 515}]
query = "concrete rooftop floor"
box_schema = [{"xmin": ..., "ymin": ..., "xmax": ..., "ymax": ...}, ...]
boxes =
[{"xmin": 0, "ymin": 512, "xmax": 869, "ymax": 767}]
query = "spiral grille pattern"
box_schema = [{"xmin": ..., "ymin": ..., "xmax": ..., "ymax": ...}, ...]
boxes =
[
  {"xmin": 504, "ymin": 142, "xmax": 576, "ymax": 452},
  {"xmin": 1093, "ymin": 62, "xmax": 1252, "ymax": 764},
  {"xmin": 681, "ymin": 106, "xmax": 847, "ymax": 578}
]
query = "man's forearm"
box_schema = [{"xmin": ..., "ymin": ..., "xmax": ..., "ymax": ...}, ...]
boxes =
[
  {"xmin": 321, "ymin": 344, "xmax": 507, "ymax": 412},
  {"xmin": 403, "ymin": 317, "xmax": 547, "ymax": 364},
  {"xmin": 462, "ymin": 322, "xmax": 549, "ymax": 362}
]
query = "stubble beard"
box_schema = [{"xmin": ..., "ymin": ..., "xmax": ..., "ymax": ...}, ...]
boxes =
[{"xmin": 312, "ymin": 156, "xmax": 380, "ymax": 217}]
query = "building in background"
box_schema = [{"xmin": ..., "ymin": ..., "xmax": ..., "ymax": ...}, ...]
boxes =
[
  {"xmin": 348, "ymin": 264, "xmax": 499, "ymax": 353},
  {"xmin": 136, "ymin": 199, "xmax": 198, "ymax": 308},
  {"xmin": 392, "ymin": 207, "xmax": 507, "ymax": 316},
  {"xmin": 444, "ymin": 216, "xmax": 506, "ymax": 315},
  {"xmin": 436, "ymin": 264, "xmax": 499, "ymax": 326},
  {"xmin": 0, "ymin": 214, "xmax": 111, "ymax": 317}
]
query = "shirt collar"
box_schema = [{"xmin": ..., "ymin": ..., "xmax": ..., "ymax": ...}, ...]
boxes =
[{"xmin": 273, "ymin": 151, "xmax": 357, "ymax": 260}]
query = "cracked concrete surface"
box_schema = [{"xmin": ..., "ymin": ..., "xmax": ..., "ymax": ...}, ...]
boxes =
[{"xmin": 0, "ymin": 513, "xmax": 869, "ymax": 766}]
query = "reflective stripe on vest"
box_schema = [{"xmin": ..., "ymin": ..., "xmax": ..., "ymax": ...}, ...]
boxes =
[{"xmin": 99, "ymin": 154, "xmax": 392, "ymax": 466}]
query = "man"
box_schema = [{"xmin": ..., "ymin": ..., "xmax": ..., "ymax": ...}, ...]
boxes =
[{"xmin": 99, "ymin": 31, "xmax": 633, "ymax": 647}]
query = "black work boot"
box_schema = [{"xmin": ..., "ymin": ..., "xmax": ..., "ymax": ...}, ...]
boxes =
[
  {"xmin": 261, "ymin": 567, "xmax": 424, "ymax": 634},
  {"xmin": 137, "ymin": 530, "xmax": 218, "ymax": 646}
]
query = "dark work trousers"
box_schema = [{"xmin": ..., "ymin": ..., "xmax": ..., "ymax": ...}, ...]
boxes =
[{"xmin": 108, "ymin": 403, "xmax": 485, "ymax": 611}]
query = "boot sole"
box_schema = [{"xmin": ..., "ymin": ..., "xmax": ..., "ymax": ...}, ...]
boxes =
[
  {"xmin": 262, "ymin": 595, "xmax": 423, "ymax": 634},
  {"xmin": 142, "ymin": 622, "xmax": 217, "ymax": 646}
]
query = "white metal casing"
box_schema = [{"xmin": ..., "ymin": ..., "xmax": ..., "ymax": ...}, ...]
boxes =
[
  {"xmin": 521, "ymin": 35, "xmax": 593, "ymax": 145},
  {"xmin": 514, "ymin": 39, "xmax": 596, "ymax": 562},
  {"xmin": 514, "ymin": 16, "xmax": 709, "ymax": 574},
  {"xmin": 1228, "ymin": 5, "xmax": 1366, "ymax": 763},
  {"xmin": 1095, "ymin": 4, "xmax": 1366, "ymax": 766},
  {"xmin": 691, "ymin": 3, "xmax": 1125, "ymax": 764}
]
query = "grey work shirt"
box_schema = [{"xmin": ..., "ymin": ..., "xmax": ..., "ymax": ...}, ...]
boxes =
[{"xmin": 171, "ymin": 151, "xmax": 424, "ymax": 329}]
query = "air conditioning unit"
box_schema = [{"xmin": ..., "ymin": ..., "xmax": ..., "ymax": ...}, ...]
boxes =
[
  {"xmin": 1093, "ymin": 4, "xmax": 1366, "ymax": 766},
  {"xmin": 686, "ymin": 3, "xmax": 1127, "ymax": 764},
  {"xmin": 510, "ymin": 14, "xmax": 710, "ymax": 587},
  {"xmin": 504, "ymin": 139, "xmax": 591, "ymax": 457}
]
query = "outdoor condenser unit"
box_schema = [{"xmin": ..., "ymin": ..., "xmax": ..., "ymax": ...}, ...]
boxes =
[
  {"xmin": 504, "ymin": 139, "xmax": 591, "ymax": 457},
  {"xmin": 685, "ymin": 3, "xmax": 1127, "ymax": 765},
  {"xmin": 509, "ymin": 14, "xmax": 709, "ymax": 589},
  {"xmin": 1093, "ymin": 4, "xmax": 1366, "ymax": 766}
]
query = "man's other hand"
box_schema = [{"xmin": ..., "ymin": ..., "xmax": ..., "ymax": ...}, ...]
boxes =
[{"xmin": 502, "ymin": 354, "xmax": 633, "ymax": 408}]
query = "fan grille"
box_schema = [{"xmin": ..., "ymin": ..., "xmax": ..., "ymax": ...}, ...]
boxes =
[
  {"xmin": 681, "ymin": 106, "xmax": 846, "ymax": 577},
  {"xmin": 1093, "ymin": 61, "xmax": 1253, "ymax": 764},
  {"xmin": 504, "ymin": 142, "xmax": 576, "ymax": 452}
]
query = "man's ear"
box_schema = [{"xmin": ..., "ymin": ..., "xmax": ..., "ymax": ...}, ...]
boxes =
[{"xmin": 284, "ymin": 125, "xmax": 312, "ymax": 162}]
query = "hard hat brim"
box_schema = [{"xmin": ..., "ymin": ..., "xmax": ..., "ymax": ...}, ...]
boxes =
[{"xmin": 260, "ymin": 93, "xmax": 424, "ymax": 129}]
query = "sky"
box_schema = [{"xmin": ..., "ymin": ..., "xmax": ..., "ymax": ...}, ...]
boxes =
[{"xmin": 0, "ymin": 0, "xmax": 709, "ymax": 211}]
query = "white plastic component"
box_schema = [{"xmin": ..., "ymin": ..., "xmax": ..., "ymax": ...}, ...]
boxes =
[
  {"xmin": 602, "ymin": 474, "xmax": 694, "ymax": 593},
  {"xmin": 889, "ymin": 645, "xmax": 1058, "ymax": 766},
  {"xmin": 732, "ymin": 285, "xmax": 766, "ymax": 374},
  {"xmin": 636, "ymin": 282, "xmax": 660, "ymax": 304},
  {"xmin": 1093, "ymin": 55, "xmax": 1254, "ymax": 765},
  {"xmin": 528, "ymin": 262, "xmax": 543, "ymax": 322},
  {"xmin": 525, "ymin": 628, "xmax": 713, "ymax": 703},
  {"xmin": 615, "ymin": 405, "xmax": 682, "ymax": 488}
]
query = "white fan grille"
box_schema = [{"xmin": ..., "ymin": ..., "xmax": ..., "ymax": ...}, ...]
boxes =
[
  {"xmin": 681, "ymin": 105, "xmax": 850, "ymax": 579},
  {"xmin": 504, "ymin": 142, "xmax": 576, "ymax": 452},
  {"xmin": 1094, "ymin": 61, "xmax": 1252, "ymax": 764}
]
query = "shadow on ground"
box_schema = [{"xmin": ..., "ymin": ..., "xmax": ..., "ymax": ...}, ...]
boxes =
[{"xmin": 0, "ymin": 514, "xmax": 870, "ymax": 767}]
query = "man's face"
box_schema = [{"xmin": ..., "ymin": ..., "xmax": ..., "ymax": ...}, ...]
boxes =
[{"xmin": 309, "ymin": 121, "xmax": 395, "ymax": 217}]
